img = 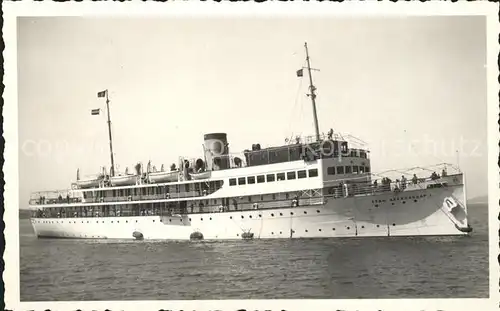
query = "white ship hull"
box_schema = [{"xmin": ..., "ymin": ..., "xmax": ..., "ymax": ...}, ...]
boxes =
[{"xmin": 30, "ymin": 185, "xmax": 470, "ymax": 240}]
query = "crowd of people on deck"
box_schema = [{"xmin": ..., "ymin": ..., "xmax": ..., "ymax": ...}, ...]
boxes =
[{"xmin": 329, "ymin": 168, "xmax": 450, "ymax": 198}]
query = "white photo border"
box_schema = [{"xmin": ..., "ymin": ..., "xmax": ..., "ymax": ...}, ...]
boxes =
[{"xmin": 3, "ymin": 1, "xmax": 499, "ymax": 311}]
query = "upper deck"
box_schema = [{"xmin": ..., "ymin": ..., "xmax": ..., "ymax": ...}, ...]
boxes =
[{"xmin": 29, "ymin": 163, "xmax": 461, "ymax": 208}]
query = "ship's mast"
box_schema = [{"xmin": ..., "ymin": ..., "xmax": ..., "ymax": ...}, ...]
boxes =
[
  {"xmin": 104, "ymin": 90, "xmax": 116, "ymax": 177},
  {"xmin": 304, "ymin": 42, "xmax": 321, "ymax": 142}
]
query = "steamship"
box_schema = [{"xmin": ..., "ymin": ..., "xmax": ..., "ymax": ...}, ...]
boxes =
[{"xmin": 28, "ymin": 43, "xmax": 472, "ymax": 240}]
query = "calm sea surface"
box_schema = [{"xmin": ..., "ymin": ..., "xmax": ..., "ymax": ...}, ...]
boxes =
[{"xmin": 20, "ymin": 204, "xmax": 489, "ymax": 301}]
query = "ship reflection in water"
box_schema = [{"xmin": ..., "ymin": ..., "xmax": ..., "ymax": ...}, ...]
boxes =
[{"xmin": 20, "ymin": 204, "xmax": 488, "ymax": 300}]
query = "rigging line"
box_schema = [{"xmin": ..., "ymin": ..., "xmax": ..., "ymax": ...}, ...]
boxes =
[{"xmin": 286, "ymin": 60, "xmax": 307, "ymax": 141}]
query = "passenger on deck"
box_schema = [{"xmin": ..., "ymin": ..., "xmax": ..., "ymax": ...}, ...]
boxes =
[
  {"xmin": 412, "ymin": 174, "xmax": 418, "ymax": 184},
  {"xmin": 442, "ymin": 168, "xmax": 447, "ymax": 177},
  {"xmin": 401, "ymin": 176, "xmax": 407, "ymax": 190},
  {"xmin": 431, "ymin": 172, "xmax": 439, "ymax": 180},
  {"xmin": 394, "ymin": 179, "xmax": 400, "ymax": 192},
  {"xmin": 66, "ymin": 194, "xmax": 70, "ymax": 203},
  {"xmin": 58, "ymin": 194, "xmax": 63, "ymax": 203},
  {"xmin": 327, "ymin": 128, "xmax": 334, "ymax": 140}
]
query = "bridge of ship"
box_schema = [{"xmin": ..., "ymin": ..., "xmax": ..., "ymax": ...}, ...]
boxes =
[{"xmin": 178, "ymin": 133, "xmax": 369, "ymax": 172}]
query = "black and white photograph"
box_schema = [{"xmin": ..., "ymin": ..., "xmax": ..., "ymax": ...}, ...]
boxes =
[{"xmin": 3, "ymin": 2, "xmax": 499, "ymax": 311}]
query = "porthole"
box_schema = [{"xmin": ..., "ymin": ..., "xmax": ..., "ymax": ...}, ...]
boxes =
[
  {"xmin": 153, "ymin": 220, "xmax": 155, "ymax": 222},
  {"xmin": 290, "ymin": 212, "xmax": 294, "ymax": 215},
  {"xmin": 279, "ymin": 213, "xmax": 283, "ymax": 216},
  {"xmin": 402, "ymin": 201, "xmax": 406, "ymax": 204},
  {"xmin": 236, "ymin": 234, "xmax": 239, "ymax": 237},
  {"xmin": 280, "ymin": 231, "xmax": 282, "ymax": 234},
  {"xmin": 361, "ymin": 226, "xmax": 365, "ymax": 229},
  {"xmin": 117, "ymin": 221, "xmax": 119, "ymax": 223},
  {"xmin": 96, "ymin": 221, "xmax": 99, "ymax": 224},
  {"xmin": 303, "ymin": 211, "xmax": 307, "ymax": 214},
  {"xmin": 230, "ymin": 216, "xmax": 233, "ymax": 219},
  {"xmin": 375, "ymin": 204, "xmax": 379, "ymax": 207},
  {"xmin": 392, "ymin": 223, "xmax": 396, "ymax": 226},
  {"xmin": 249, "ymin": 215, "xmax": 252, "ymax": 218},
  {"xmin": 391, "ymin": 203, "xmax": 395, "ymax": 205},
  {"xmin": 259, "ymin": 214, "xmax": 262, "ymax": 217},
  {"xmin": 126, "ymin": 220, "xmax": 128, "ymax": 223},
  {"xmin": 414, "ymin": 199, "xmax": 417, "ymax": 202},
  {"xmin": 188, "ymin": 218, "xmax": 191, "ymax": 221},
  {"xmin": 200, "ymin": 218, "xmax": 203, "ymax": 221},
  {"xmin": 87, "ymin": 221, "xmax": 89, "ymax": 223},
  {"xmin": 209, "ymin": 217, "xmax": 212, "ymax": 220},
  {"xmin": 271, "ymin": 213, "xmax": 274, "ymax": 217},
  {"xmin": 272, "ymin": 232, "xmax": 274, "ymax": 235},
  {"xmin": 241, "ymin": 215, "xmax": 244, "ymax": 219},
  {"xmin": 169, "ymin": 219, "xmax": 172, "ymax": 222},
  {"xmin": 136, "ymin": 220, "xmax": 138, "ymax": 223},
  {"xmin": 316, "ymin": 210, "xmax": 320, "ymax": 213},
  {"xmin": 292, "ymin": 230, "xmax": 295, "ymax": 233},
  {"xmin": 347, "ymin": 226, "xmax": 350, "ymax": 230},
  {"xmin": 319, "ymin": 229, "xmax": 322, "ymax": 232},
  {"xmin": 305, "ymin": 229, "xmax": 308, "ymax": 233}
]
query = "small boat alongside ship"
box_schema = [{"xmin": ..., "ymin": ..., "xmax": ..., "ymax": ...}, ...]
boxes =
[{"xmin": 28, "ymin": 43, "xmax": 472, "ymax": 240}]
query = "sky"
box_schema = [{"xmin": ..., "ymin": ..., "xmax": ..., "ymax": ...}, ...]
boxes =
[{"xmin": 17, "ymin": 16, "xmax": 488, "ymax": 207}]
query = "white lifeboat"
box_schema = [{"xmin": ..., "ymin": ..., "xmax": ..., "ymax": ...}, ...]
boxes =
[
  {"xmin": 110, "ymin": 174, "xmax": 138, "ymax": 186},
  {"xmin": 189, "ymin": 170, "xmax": 211, "ymax": 180},
  {"xmin": 76, "ymin": 169, "xmax": 104, "ymax": 189},
  {"xmin": 148, "ymin": 170, "xmax": 179, "ymax": 183},
  {"xmin": 76, "ymin": 177, "xmax": 103, "ymax": 189}
]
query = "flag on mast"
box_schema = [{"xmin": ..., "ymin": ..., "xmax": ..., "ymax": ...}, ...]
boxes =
[
  {"xmin": 296, "ymin": 69, "xmax": 303, "ymax": 77},
  {"xmin": 91, "ymin": 108, "xmax": 100, "ymax": 115},
  {"xmin": 97, "ymin": 90, "xmax": 107, "ymax": 98}
]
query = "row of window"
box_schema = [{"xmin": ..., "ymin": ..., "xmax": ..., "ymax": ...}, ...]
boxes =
[
  {"xmin": 229, "ymin": 169, "xmax": 319, "ymax": 186},
  {"xmin": 326, "ymin": 165, "xmax": 371, "ymax": 175},
  {"xmin": 34, "ymin": 209, "xmax": 323, "ymax": 223},
  {"xmin": 88, "ymin": 180, "xmax": 223, "ymax": 198}
]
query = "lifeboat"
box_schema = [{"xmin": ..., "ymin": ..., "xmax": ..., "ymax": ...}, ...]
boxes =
[
  {"xmin": 110, "ymin": 174, "xmax": 138, "ymax": 186},
  {"xmin": 147, "ymin": 170, "xmax": 179, "ymax": 183},
  {"xmin": 189, "ymin": 170, "xmax": 211, "ymax": 180},
  {"xmin": 76, "ymin": 176, "xmax": 103, "ymax": 189},
  {"xmin": 76, "ymin": 168, "xmax": 104, "ymax": 189}
]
